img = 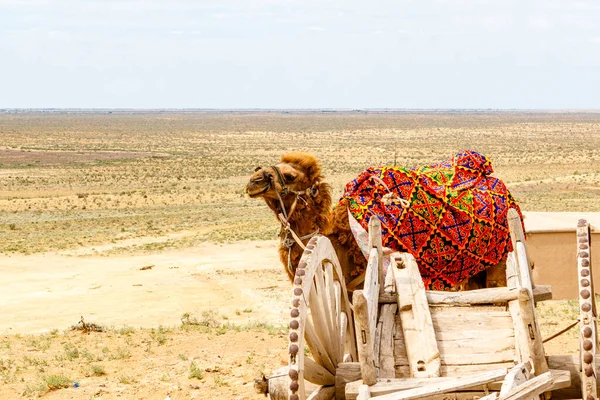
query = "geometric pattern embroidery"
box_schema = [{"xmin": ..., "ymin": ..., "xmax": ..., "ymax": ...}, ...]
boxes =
[{"xmin": 339, "ymin": 150, "xmax": 523, "ymax": 289}]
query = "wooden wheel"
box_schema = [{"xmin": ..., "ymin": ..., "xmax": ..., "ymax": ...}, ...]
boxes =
[
  {"xmin": 287, "ymin": 234, "xmax": 357, "ymax": 400},
  {"xmin": 576, "ymin": 218, "xmax": 597, "ymax": 400}
]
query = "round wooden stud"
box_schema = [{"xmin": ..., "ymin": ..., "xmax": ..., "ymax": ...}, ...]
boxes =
[
  {"xmin": 292, "ymin": 299, "xmax": 300, "ymax": 307},
  {"xmin": 290, "ymin": 381, "xmax": 299, "ymax": 392},
  {"xmin": 580, "ymin": 251, "xmax": 590, "ymax": 258},
  {"xmin": 583, "ymin": 340, "xmax": 593, "ymax": 351},
  {"xmin": 307, "ymin": 244, "xmax": 314, "ymax": 250},
  {"xmin": 294, "ymin": 277, "xmax": 302, "ymax": 285},
  {"xmin": 290, "ymin": 309, "xmax": 299, "ymax": 318},
  {"xmin": 289, "ymin": 369, "xmax": 298, "ymax": 380},
  {"xmin": 585, "ymin": 365, "xmax": 594, "ymax": 377},
  {"xmin": 289, "ymin": 344, "xmax": 299, "ymax": 355},
  {"xmin": 303, "ymin": 249, "xmax": 312, "ymax": 256},
  {"xmin": 581, "ymin": 289, "xmax": 591, "ymax": 299},
  {"xmin": 582, "ymin": 279, "xmax": 591, "ymax": 287},
  {"xmin": 580, "ymin": 237, "xmax": 588, "ymax": 243},
  {"xmin": 578, "ymin": 230, "xmax": 587, "ymax": 237},
  {"xmin": 578, "ymin": 219, "xmax": 587, "ymax": 227},
  {"xmin": 583, "ymin": 327, "xmax": 593, "ymax": 338},
  {"xmin": 293, "ymin": 288, "xmax": 303, "ymax": 296},
  {"xmin": 289, "ymin": 320, "xmax": 299, "ymax": 329},
  {"xmin": 581, "ymin": 269, "xmax": 590, "ymax": 277},
  {"xmin": 298, "ymin": 262, "xmax": 307, "ymax": 269},
  {"xmin": 290, "ymin": 395, "xmax": 299, "ymax": 400},
  {"xmin": 584, "ymin": 352, "xmax": 594, "ymax": 364},
  {"xmin": 289, "ymin": 332, "xmax": 298, "ymax": 342},
  {"xmin": 582, "ymin": 303, "xmax": 592, "ymax": 312},
  {"xmin": 297, "ymin": 269, "xmax": 306, "ymax": 276},
  {"xmin": 582, "ymin": 259, "xmax": 590, "ymax": 267},
  {"xmin": 586, "ymin": 395, "xmax": 595, "ymax": 400},
  {"xmin": 580, "ymin": 243, "xmax": 589, "ymax": 250}
]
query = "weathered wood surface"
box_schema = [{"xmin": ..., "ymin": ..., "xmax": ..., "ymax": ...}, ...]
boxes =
[
  {"xmin": 335, "ymin": 362, "xmax": 361, "ymax": 400},
  {"xmin": 506, "ymin": 252, "xmax": 548, "ymax": 375},
  {"xmin": 393, "ymin": 306, "xmax": 516, "ymax": 374},
  {"xmin": 378, "ymin": 285, "xmax": 552, "ymax": 305},
  {"xmin": 576, "ymin": 219, "xmax": 597, "ymax": 400},
  {"xmin": 353, "ymin": 290, "xmax": 377, "ymax": 385},
  {"xmin": 508, "ymin": 208, "xmax": 533, "ymax": 287},
  {"xmin": 364, "ymin": 247, "xmax": 380, "ymax": 343},
  {"xmin": 547, "ymin": 354, "xmax": 600, "ymax": 398},
  {"xmin": 356, "ymin": 384, "xmax": 371, "ymax": 400},
  {"xmin": 306, "ymin": 385, "xmax": 335, "ymax": 400},
  {"xmin": 368, "ymin": 368, "xmax": 508, "ymax": 400},
  {"xmin": 499, "ymin": 361, "xmax": 532, "ymax": 396},
  {"xmin": 304, "ymin": 357, "xmax": 335, "ymax": 386},
  {"xmin": 368, "ymin": 217, "xmax": 384, "ymax": 296},
  {"xmin": 378, "ymin": 303, "xmax": 397, "ymax": 379},
  {"xmin": 500, "ymin": 371, "xmax": 554, "ymax": 400},
  {"xmin": 392, "ymin": 252, "xmax": 440, "ymax": 378}
]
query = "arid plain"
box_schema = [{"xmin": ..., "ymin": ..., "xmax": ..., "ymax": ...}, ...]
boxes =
[{"xmin": 1, "ymin": 111, "xmax": 600, "ymax": 399}]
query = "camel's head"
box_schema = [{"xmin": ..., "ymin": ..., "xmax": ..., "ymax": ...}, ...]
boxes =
[{"xmin": 246, "ymin": 152, "xmax": 323, "ymax": 200}]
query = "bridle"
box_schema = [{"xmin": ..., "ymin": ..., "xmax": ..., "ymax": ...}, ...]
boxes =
[{"xmin": 255, "ymin": 165, "xmax": 321, "ymax": 276}]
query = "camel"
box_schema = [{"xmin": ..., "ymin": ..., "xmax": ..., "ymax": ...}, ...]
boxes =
[{"xmin": 245, "ymin": 151, "xmax": 520, "ymax": 290}]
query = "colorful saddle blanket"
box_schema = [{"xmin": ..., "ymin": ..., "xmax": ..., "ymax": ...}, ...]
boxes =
[{"xmin": 339, "ymin": 150, "xmax": 522, "ymax": 290}]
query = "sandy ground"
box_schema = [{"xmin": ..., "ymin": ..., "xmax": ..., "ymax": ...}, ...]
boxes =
[{"xmin": 0, "ymin": 240, "xmax": 288, "ymax": 335}]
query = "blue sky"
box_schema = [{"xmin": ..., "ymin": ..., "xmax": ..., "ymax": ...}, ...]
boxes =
[{"xmin": 1, "ymin": 0, "xmax": 599, "ymax": 108}]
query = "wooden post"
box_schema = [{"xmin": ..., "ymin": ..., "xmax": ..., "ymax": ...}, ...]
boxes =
[
  {"xmin": 368, "ymin": 217, "xmax": 384, "ymax": 296},
  {"xmin": 391, "ymin": 252, "xmax": 440, "ymax": 378},
  {"xmin": 506, "ymin": 252, "xmax": 549, "ymax": 376},
  {"xmin": 577, "ymin": 219, "xmax": 597, "ymax": 400},
  {"xmin": 353, "ymin": 290, "xmax": 377, "ymax": 385}
]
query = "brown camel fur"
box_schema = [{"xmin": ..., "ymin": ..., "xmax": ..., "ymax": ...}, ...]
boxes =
[{"xmin": 246, "ymin": 152, "xmax": 506, "ymax": 289}]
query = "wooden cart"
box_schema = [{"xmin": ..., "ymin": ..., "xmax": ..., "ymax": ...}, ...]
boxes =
[{"xmin": 265, "ymin": 210, "xmax": 598, "ymax": 400}]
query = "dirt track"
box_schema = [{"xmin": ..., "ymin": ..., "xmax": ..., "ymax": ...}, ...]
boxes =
[{"xmin": 0, "ymin": 240, "xmax": 288, "ymax": 334}]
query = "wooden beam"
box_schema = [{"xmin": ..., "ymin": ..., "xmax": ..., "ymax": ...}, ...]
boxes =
[
  {"xmin": 370, "ymin": 368, "xmax": 508, "ymax": 400},
  {"xmin": 306, "ymin": 385, "xmax": 335, "ymax": 400},
  {"xmin": 501, "ymin": 371, "xmax": 554, "ymax": 400},
  {"xmin": 391, "ymin": 252, "xmax": 440, "ymax": 378},
  {"xmin": 368, "ymin": 217, "xmax": 384, "ymax": 296},
  {"xmin": 378, "ymin": 285, "xmax": 552, "ymax": 305},
  {"xmin": 506, "ymin": 253, "xmax": 549, "ymax": 375},
  {"xmin": 364, "ymin": 248, "xmax": 380, "ymax": 351},
  {"xmin": 547, "ymin": 354, "xmax": 599, "ymax": 398},
  {"xmin": 353, "ymin": 290, "xmax": 377, "ymax": 385},
  {"xmin": 378, "ymin": 304, "xmax": 397, "ymax": 379},
  {"xmin": 304, "ymin": 357, "xmax": 335, "ymax": 386},
  {"xmin": 500, "ymin": 361, "xmax": 533, "ymax": 396},
  {"xmin": 356, "ymin": 384, "xmax": 371, "ymax": 400},
  {"xmin": 335, "ymin": 362, "xmax": 361, "ymax": 400}
]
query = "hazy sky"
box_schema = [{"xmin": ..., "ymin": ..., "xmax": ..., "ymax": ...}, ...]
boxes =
[{"xmin": 1, "ymin": 0, "xmax": 600, "ymax": 109}]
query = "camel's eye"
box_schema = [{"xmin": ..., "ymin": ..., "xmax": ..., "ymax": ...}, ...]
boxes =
[{"xmin": 283, "ymin": 173, "xmax": 296, "ymax": 183}]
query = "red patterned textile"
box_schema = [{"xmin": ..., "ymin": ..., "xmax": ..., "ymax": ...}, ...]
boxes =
[{"xmin": 339, "ymin": 150, "xmax": 522, "ymax": 290}]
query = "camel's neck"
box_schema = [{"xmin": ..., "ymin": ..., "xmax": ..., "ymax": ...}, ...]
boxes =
[{"xmin": 265, "ymin": 184, "xmax": 331, "ymax": 239}]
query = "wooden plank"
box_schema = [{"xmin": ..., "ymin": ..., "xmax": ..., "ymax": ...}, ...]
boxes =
[
  {"xmin": 431, "ymin": 308, "xmax": 514, "ymax": 332},
  {"xmin": 499, "ymin": 361, "xmax": 532, "ymax": 396},
  {"xmin": 356, "ymin": 384, "xmax": 371, "ymax": 400},
  {"xmin": 371, "ymin": 368, "xmax": 508, "ymax": 400},
  {"xmin": 378, "ymin": 285, "xmax": 552, "ymax": 304},
  {"xmin": 506, "ymin": 252, "xmax": 549, "ymax": 375},
  {"xmin": 306, "ymin": 385, "xmax": 335, "ymax": 400},
  {"xmin": 391, "ymin": 252, "xmax": 440, "ymax": 378},
  {"xmin": 501, "ymin": 371, "xmax": 554, "ymax": 400},
  {"xmin": 364, "ymin": 247, "xmax": 380, "ymax": 342},
  {"xmin": 379, "ymin": 304, "xmax": 398, "ymax": 379},
  {"xmin": 368, "ymin": 217, "xmax": 384, "ymax": 296},
  {"xmin": 508, "ymin": 208, "xmax": 532, "ymax": 286},
  {"xmin": 353, "ymin": 290, "xmax": 377, "ymax": 385},
  {"xmin": 548, "ymin": 354, "xmax": 600, "ymax": 398},
  {"xmin": 440, "ymin": 363, "xmax": 517, "ymax": 377}
]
